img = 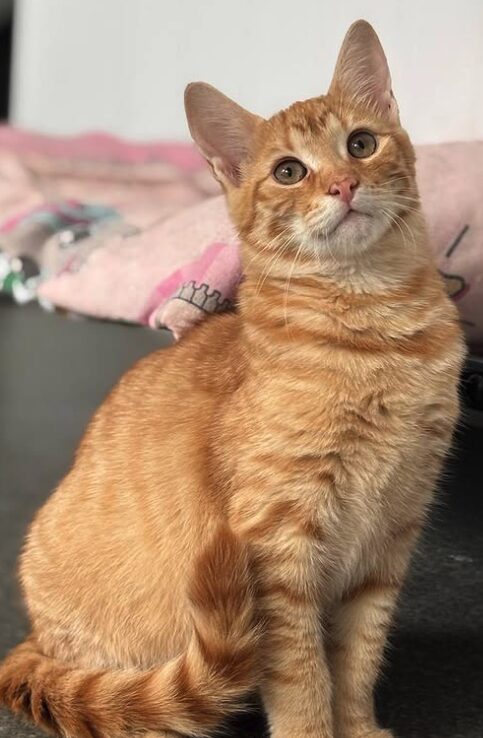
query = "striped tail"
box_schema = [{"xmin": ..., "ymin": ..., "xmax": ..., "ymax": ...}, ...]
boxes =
[{"xmin": 0, "ymin": 526, "xmax": 261, "ymax": 737}]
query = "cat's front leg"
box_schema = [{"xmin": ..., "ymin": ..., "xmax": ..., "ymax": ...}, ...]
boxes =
[
  {"xmin": 238, "ymin": 527, "xmax": 334, "ymax": 738},
  {"xmin": 328, "ymin": 521, "xmax": 421, "ymax": 738},
  {"xmin": 328, "ymin": 577, "xmax": 399, "ymax": 738},
  {"xmin": 261, "ymin": 596, "xmax": 334, "ymax": 738}
]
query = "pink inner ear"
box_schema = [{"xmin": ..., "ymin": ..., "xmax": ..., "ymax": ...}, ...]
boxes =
[
  {"xmin": 211, "ymin": 156, "xmax": 242, "ymax": 186},
  {"xmin": 185, "ymin": 82, "xmax": 262, "ymax": 186}
]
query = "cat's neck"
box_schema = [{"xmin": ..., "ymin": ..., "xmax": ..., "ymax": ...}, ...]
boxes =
[{"xmin": 237, "ymin": 215, "xmax": 442, "ymax": 355}]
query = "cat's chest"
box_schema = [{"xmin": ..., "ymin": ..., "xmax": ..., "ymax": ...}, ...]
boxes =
[
  {"xmin": 256, "ymin": 361, "xmax": 425, "ymax": 446},
  {"xmin": 248, "ymin": 359, "xmax": 453, "ymax": 507}
]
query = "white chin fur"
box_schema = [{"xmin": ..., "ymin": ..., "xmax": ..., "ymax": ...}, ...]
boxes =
[
  {"xmin": 294, "ymin": 190, "xmax": 395, "ymax": 259},
  {"xmin": 303, "ymin": 212, "xmax": 390, "ymax": 259}
]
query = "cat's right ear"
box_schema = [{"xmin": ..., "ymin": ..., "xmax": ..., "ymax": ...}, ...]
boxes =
[{"xmin": 184, "ymin": 83, "xmax": 262, "ymax": 187}]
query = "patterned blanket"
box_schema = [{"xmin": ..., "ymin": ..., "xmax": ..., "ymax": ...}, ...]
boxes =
[{"xmin": 0, "ymin": 127, "xmax": 481, "ymax": 351}]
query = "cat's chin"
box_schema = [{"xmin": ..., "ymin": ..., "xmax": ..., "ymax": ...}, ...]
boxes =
[
  {"xmin": 311, "ymin": 210, "xmax": 385, "ymax": 255},
  {"xmin": 334, "ymin": 209, "xmax": 369, "ymax": 231}
]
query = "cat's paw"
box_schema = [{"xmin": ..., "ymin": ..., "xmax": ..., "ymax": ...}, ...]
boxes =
[{"xmin": 340, "ymin": 729, "xmax": 395, "ymax": 738}]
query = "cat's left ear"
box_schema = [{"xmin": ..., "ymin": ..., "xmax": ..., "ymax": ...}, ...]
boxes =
[
  {"xmin": 185, "ymin": 82, "xmax": 263, "ymax": 187},
  {"xmin": 328, "ymin": 20, "xmax": 399, "ymax": 123}
]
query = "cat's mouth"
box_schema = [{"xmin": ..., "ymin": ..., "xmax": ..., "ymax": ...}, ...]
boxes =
[
  {"xmin": 339, "ymin": 209, "xmax": 364, "ymax": 226},
  {"xmin": 315, "ymin": 207, "xmax": 372, "ymax": 239}
]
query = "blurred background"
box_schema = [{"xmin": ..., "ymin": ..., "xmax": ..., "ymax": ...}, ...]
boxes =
[
  {"xmin": 0, "ymin": 0, "xmax": 482, "ymax": 142},
  {"xmin": 0, "ymin": 4, "xmax": 482, "ymax": 738}
]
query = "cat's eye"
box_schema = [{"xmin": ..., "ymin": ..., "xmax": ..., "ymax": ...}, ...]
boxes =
[
  {"xmin": 273, "ymin": 159, "xmax": 307, "ymax": 185},
  {"xmin": 347, "ymin": 130, "xmax": 377, "ymax": 159}
]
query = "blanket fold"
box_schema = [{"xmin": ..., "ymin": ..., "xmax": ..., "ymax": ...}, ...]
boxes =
[{"xmin": 0, "ymin": 127, "xmax": 481, "ymax": 350}]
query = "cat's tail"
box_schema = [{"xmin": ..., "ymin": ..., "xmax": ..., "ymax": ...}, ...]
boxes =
[{"xmin": 0, "ymin": 526, "xmax": 261, "ymax": 737}]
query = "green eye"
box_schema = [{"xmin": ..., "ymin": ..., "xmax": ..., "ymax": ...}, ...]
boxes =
[
  {"xmin": 273, "ymin": 159, "xmax": 307, "ymax": 185},
  {"xmin": 347, "ymin": 130, "xmax": 377, "ymax": 159}
]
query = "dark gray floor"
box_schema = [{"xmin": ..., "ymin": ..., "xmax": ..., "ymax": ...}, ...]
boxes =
[{"xmin": 0, "ymin": 301, "xmax": 482, "ymax": 738}]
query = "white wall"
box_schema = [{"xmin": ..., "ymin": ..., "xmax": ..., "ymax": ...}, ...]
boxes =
[{"xmin": 10, "ymin": 0, "xmax": 483, "ymax": 144}]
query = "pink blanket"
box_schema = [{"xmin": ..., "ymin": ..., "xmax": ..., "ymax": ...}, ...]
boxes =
[{"xmin": 0, "ymin": 127, "xmax": 481, "ymax": 351}]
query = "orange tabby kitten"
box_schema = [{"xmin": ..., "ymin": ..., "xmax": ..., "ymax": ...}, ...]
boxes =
[{"xmin": 0, "ymin": 20, "xmax": 464, "ymax": 738}]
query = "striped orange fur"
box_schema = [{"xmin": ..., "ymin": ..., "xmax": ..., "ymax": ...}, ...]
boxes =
[{"xmin": 0, "ymin": 20, "xmax": 465, "ymax": 738}]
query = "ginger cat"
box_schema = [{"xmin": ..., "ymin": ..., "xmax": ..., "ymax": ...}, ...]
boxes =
[{"xmin": 0, "ymin": 20, "xmax": 464, "ymax": 738}]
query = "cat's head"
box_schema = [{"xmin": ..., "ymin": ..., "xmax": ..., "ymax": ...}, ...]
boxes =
[{"xmin": 185, "ymin": 21, "xmax": 419, "ymax": 273}]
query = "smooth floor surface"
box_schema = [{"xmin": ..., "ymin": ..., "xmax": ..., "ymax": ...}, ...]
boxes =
[{"xmin": 0, "ymin": 301, "xmax": 482, "ymax": 738}]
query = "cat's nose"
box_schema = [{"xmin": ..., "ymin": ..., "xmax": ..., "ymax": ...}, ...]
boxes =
[{"xmin": 328, "ymin": 177, "xmax": 359, "ymax": 205}]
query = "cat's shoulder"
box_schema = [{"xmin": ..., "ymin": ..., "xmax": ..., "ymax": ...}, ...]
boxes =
[{"xmin": 111, "ymin": 310, "xmax": 245, "ymax": 400}]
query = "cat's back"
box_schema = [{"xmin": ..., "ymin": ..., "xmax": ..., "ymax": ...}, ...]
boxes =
[{"xmin": 78, "ymin": 309, "xmax": 246, "ymax": 459}]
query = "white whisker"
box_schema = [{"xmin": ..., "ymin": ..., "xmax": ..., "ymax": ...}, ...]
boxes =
[{"xmin": 283, "ymin": 242, "xmax": 304, "ymax": 334}]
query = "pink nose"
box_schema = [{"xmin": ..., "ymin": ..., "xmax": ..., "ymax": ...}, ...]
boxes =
[{"xmin": 328, "ymin": 177, "xmax": 359, "ymax": 205}]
